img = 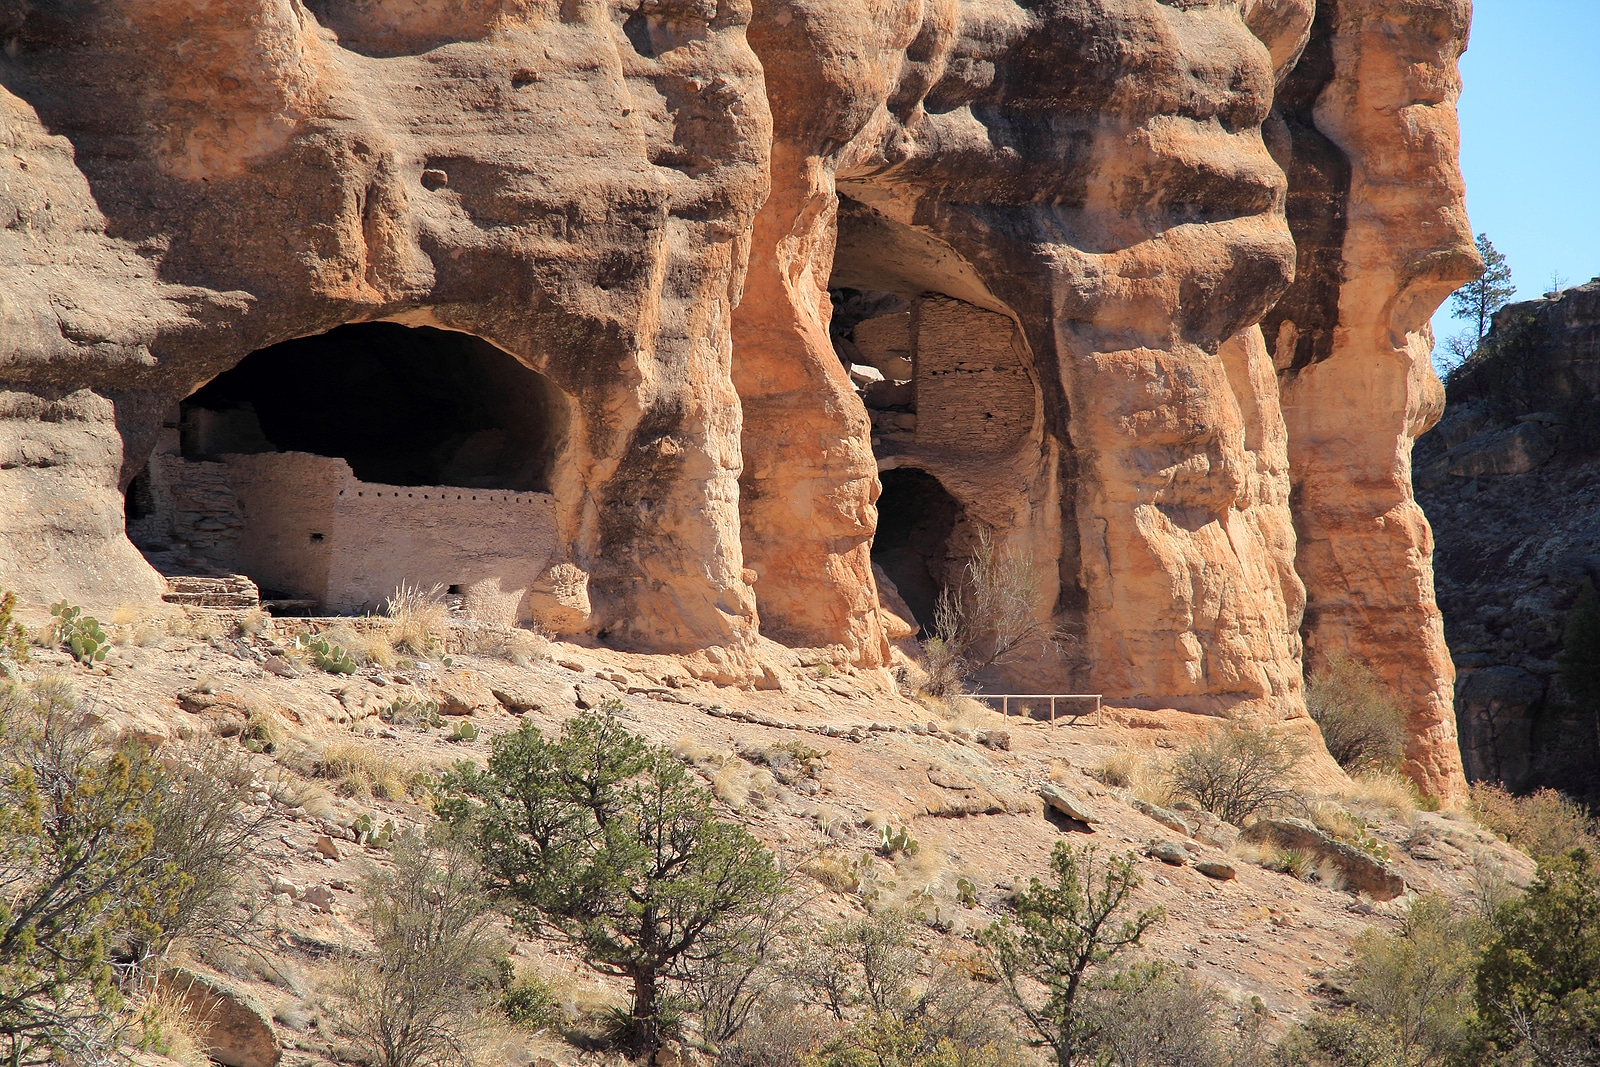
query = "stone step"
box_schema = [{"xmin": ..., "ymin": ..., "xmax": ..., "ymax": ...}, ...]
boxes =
[{"xmin": 162, "ymin": 574, "xmax": 261, "ymax": 609}]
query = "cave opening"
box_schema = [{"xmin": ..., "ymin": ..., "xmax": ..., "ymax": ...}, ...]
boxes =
[
  {"xmin": 177, "ymin": 322, "xmax": 566, "ymax": 491},
  {"xmin": 872, "ymin": 467, "xmax": 964, "ymax": 636},
  {"xmin": 125, "ymin": 322, "xmax": 571, "ymax": 616}
]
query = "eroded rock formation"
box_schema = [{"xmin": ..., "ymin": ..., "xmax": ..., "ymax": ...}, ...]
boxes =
[
  {"xmin": 0, "ymin": 0, "xmax": 1477, "ymax": 795},
  {"xmin": 1265, "ymin": 0, "xmax": 1480, "ymax": 798}
]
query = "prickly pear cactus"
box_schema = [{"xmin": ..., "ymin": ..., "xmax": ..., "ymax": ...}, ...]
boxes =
[{"xmin": 50, "ymin": 601, "xmax": 108, "ymax": 666}]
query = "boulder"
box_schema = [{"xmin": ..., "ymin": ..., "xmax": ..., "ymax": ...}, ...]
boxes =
[
  {"xmin": 1195, "ymin": 860, "xmax": 1237, "ymax": 881},
  {"xmin": 432, "ymin": 669, "xmax": 497, "ymax": 716},
  {"xmin": 975, "ymin": 730, "xmax": 1011, "ymax": 752},
  {"xmin": 263, "ymin": 656, "xmax": 301, "ymax": 680},
  {"xmin": 1040, "ymin": 784, "xmax": 1100, "ymax": 825},
  {"xmin": 527, "ymin": 563, "xmax": 592, "ymax": 634},
  {"xmin": 873, "ymin": 563, "xmax": 919, "ymax": 641},
  {"xmin": 336, "ymin": 684, "xmax": 387, "ymax": 722},
  {"xmin": 266, "ymin": 876, "xmax": 300, "ymax": 900},
  {"xmin": 927, "ymin": 764, "xmax": 980, "ymax": 791},
  {"xmin": 1150, "ymin": 840, "xmax": 1191, "ymax": 866},
  {"xmin": 1241, "ymin": 818, "xmax": 1406, "ymax": 900},
  {"xmin": 1187, "ymin": 809, "xmax": 1240, "ymax": 851},
  {"xmin": 300, "ymin": 885, "xmax": 337, "ymax": 913},
  {"xmin": 158, "ymin": 968, "xmax": 279, "ymax": 1067},
  {"xmin": 1132, "ymin": 798, "xmax": 1193, "ymax": 837},
  {"xmin": 490, "ymin": 681, "xmax": 543, "ymax": 712}
]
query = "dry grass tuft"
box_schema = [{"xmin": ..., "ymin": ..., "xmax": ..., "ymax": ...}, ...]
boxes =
[
  {"xmin": 1337, "ymin": 770, "xmax": 1420, "ymax": 821},
  {"xmin": 236, "ymin": 608, "xmax": 272, "ymax": 637},
  {"xmin": 814, "ymin": 806, "xmax": 850, "ymax": 839},
  {"xmin": 1096, "ymin": 751, "xmax": 1141, "ymax": 789},
  {"xmin": 324, "ymin": 623, "xmax": 396, "ymax": 669},
  {"xmin": 261, "ymin": 767, "xmax": 337, "ymax": 819},
  {"xmin": 1096, "ymin": 750, "xmax": 1172, "ymax": 806},
  {"xmin": 928, "ymin": 693, "xmax": 1007, "ymax": 730},
  {"xmin": 1309, "ymin": 799, "xmax": 1364, "ymax": 842},
  {"xmin": 671, "ymin": 735, "xmax": 719, "ymax": 763},
  {"xmin": 242, "ymin": 704, "xmax": 288, "ymax": 751},
  {"xmin": 505, "ymin": 627, "xmax": 549, "ymax": 667},
  {"xmin": 185, "ymin": 610, "xmax": 226, "ymax": 644},
  {"xmin": 1231, "ymin": 840, "xmax": 1272, "ymax": 868},
  {"xmin": 135, "ymin": 986, "xmax": 212, "ymax": 1067},
  {"xmin": 457, "ymin": 624, "xmax": 550, "ymax": 665},
  {"xmin": 385, "ymin": 582, "xmax": 449, "ymax": 655},
  {"xmin": 110, "ymin": 603, "xmax": 141, "ymax": 627},
  {"xmin": 318, "ymin": 743, "xmax": 431, "ymax": 801},
  {"xmin": 803, "ymin": 849, "xmax": 871, "ymax": 894},
  {"xmin": 1311, "ymin": 857, "xmax": 1348, "ymax": 891},
  {"xmin": 709, "ymin": 758, "xmax": 774, "ymax": 810},
  {"xmin": 894, "ymin": 838, "xmax": 945, "ymax": 887}
]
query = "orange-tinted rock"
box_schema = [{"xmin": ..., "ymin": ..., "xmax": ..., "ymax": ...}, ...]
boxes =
[
  {"xmin": 0, "ymin": 1, "xmax": 768, "ymax": 661},
  {"xmin": 1267, "ymin": 0, "xmax": 1477, "ymax": 801},
  {"xmin": 0, "ymin": 0, "xmax": 1477, "ymax": 796}
]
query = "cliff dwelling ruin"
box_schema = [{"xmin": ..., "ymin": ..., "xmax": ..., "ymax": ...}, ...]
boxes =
[
  {"xmin": 0, "ymin": 0, "xmax": 1481, "ymax": 797},
  {"xmin": 124, "ymin": 324, "xmax": 571, "ymax": 624}
]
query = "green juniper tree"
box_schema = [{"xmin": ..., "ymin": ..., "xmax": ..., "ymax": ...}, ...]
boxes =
[
  {"xmin": 0, "ymin": 681, "xmax": 184, "ymax": 1067},
  {"xmin": 1451, "ymin": 233, "xmax": 1518, "ymax": 342},
  {"xmin": 1476, "ymin": 849, "xmax": 1600, "ymax": 1064},
  {"xmin": 979, "ymin": 843, "xmax": 1164, "ymax": 1067},
  {"xmin": 439, "ymin": 704, "xmax": 784, "ymax": 1056}
]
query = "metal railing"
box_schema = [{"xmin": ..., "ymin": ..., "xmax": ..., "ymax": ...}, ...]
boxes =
[{"xmin": 976, "ymin": 693, "xmax": 1103, "ymax": 725}]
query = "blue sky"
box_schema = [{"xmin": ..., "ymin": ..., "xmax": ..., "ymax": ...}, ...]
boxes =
[{"xmin": 1429, "ymin": 0, "xmax": 1600, "ymax": 352}]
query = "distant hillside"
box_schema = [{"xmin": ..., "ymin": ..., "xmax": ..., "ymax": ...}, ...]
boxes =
[{"xmin": 1417, "ymin": 277, "xmax": 1600, "ymax": 797}]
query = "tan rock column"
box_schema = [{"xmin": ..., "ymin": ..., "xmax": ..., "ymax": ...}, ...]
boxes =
[
  {"xmin": 734, "ymin": 1, "xmax": 925, "ymax": 663},
  {"xmin": 731, "ymin": 144, "xmax": 887, "ymax": 662},
  {"xmin": 1277, "ymin": 0, "xmax": 1479, "ymax": 800}
]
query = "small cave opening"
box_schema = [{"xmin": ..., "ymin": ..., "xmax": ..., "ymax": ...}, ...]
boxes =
[
  {"xmin": 179, "ymin": 322, "xmax": 566, "ymax": 491},
  {"xmin": 872, "ymin": 467, "xmax": 965, "ymax": 635}
]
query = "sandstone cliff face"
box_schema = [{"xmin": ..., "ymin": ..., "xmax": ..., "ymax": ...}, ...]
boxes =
[
  {"xmin": 0, "ymin": 0, "xmax": 771, "ymax": 658},
  {"xmin": 0, "ymin": 0, "xmax": 1477, "ymax": 795}
]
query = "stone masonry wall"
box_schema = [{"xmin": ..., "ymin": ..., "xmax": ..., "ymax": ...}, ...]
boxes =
[
  {"xmin": 914, "ymin": 296, "xmax": 1034, "ymax": 457},
  {"xmin": 145, "ymin": 450, "xmax": 561, "ymax": 626}
]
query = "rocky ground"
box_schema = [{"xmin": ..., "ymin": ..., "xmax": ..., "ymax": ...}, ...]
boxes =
[{"xmin": 3, "ymin": 601, "xmax": 1534, "ymax": 1067}]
